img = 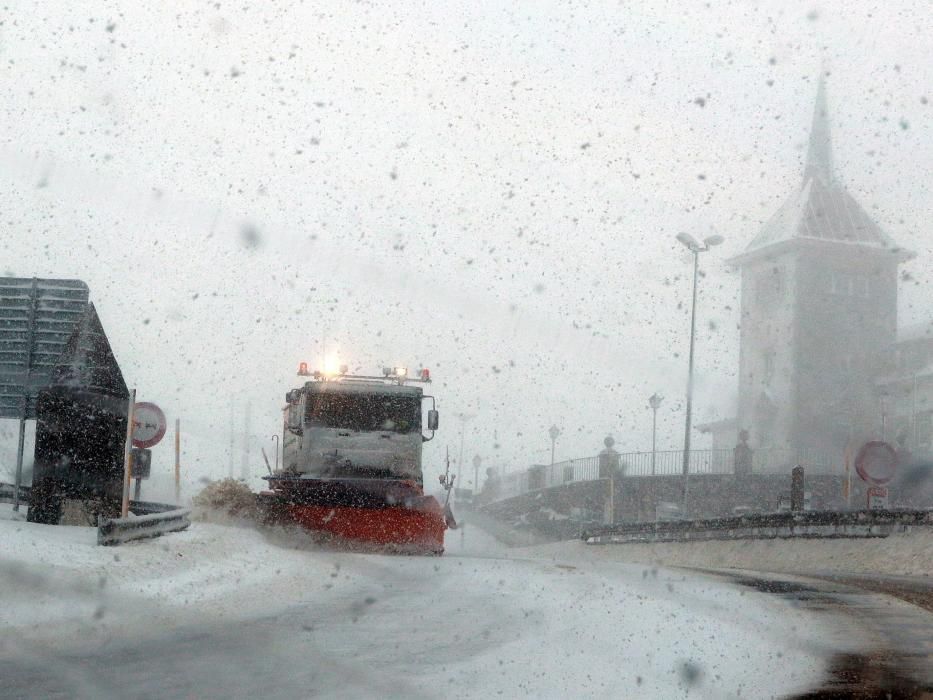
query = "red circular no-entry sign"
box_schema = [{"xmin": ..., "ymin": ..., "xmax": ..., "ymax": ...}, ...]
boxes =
[
  {"xmin": 132, "ymin": 402, "xmax": 167, "ymax": 448},
  {"xmin": 854, "ymin": 441, "xmax": 897, "ymax": 486}
]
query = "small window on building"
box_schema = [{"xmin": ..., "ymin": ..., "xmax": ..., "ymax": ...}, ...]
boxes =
[
  {"xmin": 763, "ymin": 353, "xmax": 775, "ymax": 382},
  {"xmin": 916, "ymin": 412, "xmax": 932, "ymax": 453},
  {"xmin": 755, "ymin": 267, "xmax": 784, "ymax": 304}
]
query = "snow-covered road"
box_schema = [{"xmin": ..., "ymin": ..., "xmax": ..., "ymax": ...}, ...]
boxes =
[{"xmin": 0, "ymin": 510, "xmax": 856, "ymax": 699}]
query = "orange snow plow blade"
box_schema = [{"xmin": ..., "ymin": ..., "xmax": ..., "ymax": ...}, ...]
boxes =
[
  {"xmin": 260, "ymin": 476, "xmax": 448, "ymax": 555},
  {"xmin": 286, "ymin": 502, "xmax": 446, "ymax": 554}
]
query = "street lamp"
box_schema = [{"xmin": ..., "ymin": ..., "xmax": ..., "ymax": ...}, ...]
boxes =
[
  {"xmin": 548, "ymin": 425, "xmax": 560, "ymax": 466},
  {"xmin": 675, "ymin": 232, "xmax": 723, "ymax": 504},
  {"xmin": 472, "ymin": 454, "xmax": 482, "ymax": 494},
  {"xmin": 457, "ymin": 413, "xmax": 477, "ymax": 473},
  {"xmin": 648, "ymin": 393, "xmax": 663, "ymax": 475}
]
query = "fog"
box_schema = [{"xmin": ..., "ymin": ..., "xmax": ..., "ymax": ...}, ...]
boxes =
[{"xmin": 2, "ymin": 1, "xmax": 931, "ymax": 489}]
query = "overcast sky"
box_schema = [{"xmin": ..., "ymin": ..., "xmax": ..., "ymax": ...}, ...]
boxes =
[{"xmin": 2, "ymin": 0, "xmax": 931, "ymax": 490}]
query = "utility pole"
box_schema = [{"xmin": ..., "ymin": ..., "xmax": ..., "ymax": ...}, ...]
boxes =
[
  {"xmin": 174, "ymin": 418, "xmax": 181, "ymax": 503},
  {"xmin": 241, "ymin": 401, "xmax": 251, "ymax": 480},
  {"xmin": 228, "ymin": 404, "xmax": 235, "ymax": 479},
  {"xmin": 674, "ymin": 232, "xmax": 723, "ymax": 509},
  {"xmin": 649, "ymin": 393, "xmax": 663, "ymax": 475},
  {"xmin": 457, "ymin": 413, "xmax": 477, "ymax": 472}
]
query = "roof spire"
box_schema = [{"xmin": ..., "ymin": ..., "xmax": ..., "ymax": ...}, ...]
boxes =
[{"xmin": 803, "ymin": 72, "xmax": 834, "ymax": 184}]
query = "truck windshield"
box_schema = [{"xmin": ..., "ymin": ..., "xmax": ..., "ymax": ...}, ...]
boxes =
[{"xmin": 306, "ymin": 393, "xmax": 420, "ymax": 434}]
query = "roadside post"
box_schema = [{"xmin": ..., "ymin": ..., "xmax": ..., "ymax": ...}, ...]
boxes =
[
  {"xmin": 122, "ymin": 400, "xmax": 167, "ymax": 515},
  {"xmin": 866, "ymin": 485, "xmax": 889, "ymax": 510},
  {"xmin": 121, "ymin": 390, "xmax": 137, "ymax": 518},
  {"xmin": 174, "ymin": 419, "xmax": 181, "ymax": 503},
  {"xmin": 855, "ymin": 441, "xmax": 897, "ymax": 511},
  {"xmin": 131, "ymin": 448, "xmax": 152, "ymax": 500},
  {"xmin": 791, "ymin": 465, "xmax": 805, "ymax": 512}
]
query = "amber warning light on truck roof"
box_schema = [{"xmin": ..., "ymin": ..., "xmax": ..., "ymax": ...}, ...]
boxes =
[{"xmin": 297, "ymin": 363, "xmax": 430, "ymax": 383}]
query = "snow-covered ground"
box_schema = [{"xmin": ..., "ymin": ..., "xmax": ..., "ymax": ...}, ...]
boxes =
[{"xmin": 1, "ymin": 504, "xmax": 859, "ymax": 699}]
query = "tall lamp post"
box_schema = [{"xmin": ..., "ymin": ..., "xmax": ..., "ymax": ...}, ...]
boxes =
[
  {"xmin": 675, "ymin": 232, "xmax": 723, "ymax": 506},
  {"xmin": 548, "ymin": 425, "xmax": 560, "ymax": 466},
  {"xmin": 457, "ymin": 413, "xmax": 477, "ymax": 473},
  {"xmin": 648, "ymin": 393, "xmax": 663, "ymax": 475}
]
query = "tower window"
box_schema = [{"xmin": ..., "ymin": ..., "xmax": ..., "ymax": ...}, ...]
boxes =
[
  {"xmin": 829, "ymin": 271, "xmax": 870, "ymax": 297},
  {"xmin": 755, "ymin": 266, "xmax": 784, "ymax": 304},
  {"xmin": 829, "ymin": 271, "xmax": 847, "ymax": 295}
]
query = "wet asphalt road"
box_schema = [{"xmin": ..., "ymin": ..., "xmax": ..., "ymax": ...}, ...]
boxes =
[{"xmin": 697, "ymin": 569, "xmax": 933, "ymax": 698}]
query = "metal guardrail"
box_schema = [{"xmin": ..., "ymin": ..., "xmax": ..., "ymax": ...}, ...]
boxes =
[
  {"xmin": 128, "ymin": 500, "xmax": 183, "ymax": 516},
  {"xmin": 97, "ymin": 508, "xmax": 192, "ymax": 546},
  {"xmin": 2, "ymin": 483, "xmax": 187, "ymax": 546},
  {"xmin": 2, "ymin": 482, "xmax": 178, "ymax": 511},
  {"xmin": 581, "ymin": 509, "xmax": 933, "ymax": 545},
  {"xmin": 0, "ymin": 482, "xmax": 31, "ymax": 505}
]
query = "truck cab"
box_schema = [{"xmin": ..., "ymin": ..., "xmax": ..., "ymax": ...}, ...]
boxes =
[{"xmin": 281, "ymin": 367, "xmax": 438, "ymax": 485}]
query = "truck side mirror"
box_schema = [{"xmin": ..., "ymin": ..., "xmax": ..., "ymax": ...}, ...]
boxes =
[{"xmin": 427, "ymin": 410, "xmax": 439, "ymax": 431}]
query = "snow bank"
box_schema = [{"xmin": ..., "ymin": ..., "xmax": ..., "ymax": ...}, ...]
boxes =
[
  {"xmin": 0, "ymin": 503, "xmax": 338, "ymax": 644},
  {"xmin": 1, "ymin": 504, "xmax": 849, "ymax": 699}
]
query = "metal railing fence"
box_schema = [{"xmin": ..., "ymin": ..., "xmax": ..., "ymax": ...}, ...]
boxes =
[{"xmin": 488, "ymin": 447, "xmax": 841, "ymax": 503}]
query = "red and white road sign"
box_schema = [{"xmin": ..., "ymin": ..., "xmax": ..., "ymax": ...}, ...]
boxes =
[
  {"xmin": 132, "ymin": 402, "xmax": 167, "ymax": 448},
  {"xmin": 854, "ymin": 441, "xmax": 897, "ymax": 486},
  {"xmin": 866, "ymin": 485, "xmax": 889, "ymax": 511}
]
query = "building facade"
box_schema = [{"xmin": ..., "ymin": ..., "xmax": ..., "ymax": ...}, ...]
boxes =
[
  {"xmin": 726, "ymin": 77, "xmax": 912, "ymax": 466},
  {"xmin": 878, "ymin": 322, "xmax": 933, "ymax": 455}
]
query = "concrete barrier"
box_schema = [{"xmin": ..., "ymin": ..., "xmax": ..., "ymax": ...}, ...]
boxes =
[{"xmin": 582, "ymin": 509, "xmax": 933, "ymax": 545}]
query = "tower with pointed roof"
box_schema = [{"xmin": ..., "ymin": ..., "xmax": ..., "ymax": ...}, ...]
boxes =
[{"xmin": 728, "ymin": 76, "xmax": 912, "ymax": 463}]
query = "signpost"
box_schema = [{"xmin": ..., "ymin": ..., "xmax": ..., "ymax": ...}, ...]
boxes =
[
  {"xmin": 132, "ymin": 402, "xmax": 167, "ymax": 449},
  {"xmin": 174, "ymin": 419, "xmax": 181, "ymax": 503},
  {"xmin": 855, "ymin": 440, "xmax": 897, "ymax": 510},
  {"xmin": 121, "ymin": 391, "xmax": 137, "ymax": 518},
  {"xmin": 866, "ymin": 485, "xmax": 889, "ymax": 511},
  {"xmin": 121, "ymin": 399, "xmax": 166, "ymax": 516},
  {"xmin": 131, "ymin": 447, "xmax": 152, "ymax": 500},
  {"xmin": 0, "ymin": 278, "xmax": 90, "ymax": 510}
]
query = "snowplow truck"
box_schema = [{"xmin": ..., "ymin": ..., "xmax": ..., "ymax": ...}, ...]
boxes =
[{"xmin": 260, "ymin": 365, "xmax": 448, "ymax": 554}]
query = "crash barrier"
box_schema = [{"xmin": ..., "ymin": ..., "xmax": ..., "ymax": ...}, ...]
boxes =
[
  {"xmin": 0, "ymin": 482, "xmax": 31, "ymax": 504},
  {"xmin": 97, "ymin": 508, "xmax": 192, "ymax": 546},
  {"xmin": 128, "ymin": 500, "xmax": 183, "ymax": 515},
  {"xmin": 581, "ymin": 508, "xmax": 933, "ymax": 545},
  {"xmin": 1, "ymin": 482, "xmax": 179, "ymax": 515}
]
